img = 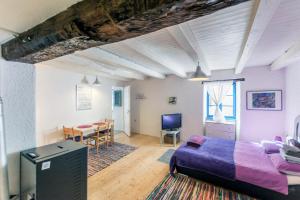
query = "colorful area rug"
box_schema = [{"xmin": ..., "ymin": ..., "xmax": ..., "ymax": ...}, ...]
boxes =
[
  {"xmin": 146, "ymin": 173, "xmax": 256, "ymax": 200},
  {"xmin": 158, "ymin": 149, "xmax": 175, "ymax": 164},
  {"xmin": 88, "ymin": 142, "xmax": 137, "ymax": 177}
]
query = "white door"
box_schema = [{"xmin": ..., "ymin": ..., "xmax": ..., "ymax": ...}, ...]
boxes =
[
  {"xmin": 124, "ymin": 86, "xmax": 131, "ymax": 136},
  {"xmin": 112, "ymin": 87, "xmax": 124, "ymax": 132}
]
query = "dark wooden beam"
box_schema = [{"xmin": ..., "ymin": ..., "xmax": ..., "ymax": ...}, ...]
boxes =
[{"xmin": 1, "ymin": 0, "xmax": 250, "ymax": 64}]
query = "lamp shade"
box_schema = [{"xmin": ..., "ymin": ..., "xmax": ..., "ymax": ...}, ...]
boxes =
[
  {"xmin": 188, "ymin": 63, "xmax": 209, "ymax": 81},
  {"xmin": 93, "ymin": 76, "xmax": 101, "ymax": 86},
  {"xmin": 81, "ymin": 75, "xmax": 89, "ymax": 85}
]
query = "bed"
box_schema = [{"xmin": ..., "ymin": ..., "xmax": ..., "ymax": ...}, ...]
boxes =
[{"xmin": 170, "ymin": 117, "xmax": 300, "ymax": 200}]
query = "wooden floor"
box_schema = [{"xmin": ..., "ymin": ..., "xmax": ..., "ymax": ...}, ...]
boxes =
[{"xmin": 88, "ymin": 133, "xmax": 176, "ymax": 200}]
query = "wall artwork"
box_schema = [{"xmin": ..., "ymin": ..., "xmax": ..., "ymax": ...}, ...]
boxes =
[
  {"xmin": 76, "ymin": 85, "xmax": 92, "ymax": 110},
  {"xmin": 169, "ymin": 97, "xmax": 177, "ymax": 105},
  {"xmin": 246, "ymin": 90, "xmax": 282, "ymax": 111}
]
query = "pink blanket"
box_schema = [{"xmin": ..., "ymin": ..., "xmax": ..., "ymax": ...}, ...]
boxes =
[{"xmin": 234, "ymin": 141, "xmax": 288, "ymax": 194}]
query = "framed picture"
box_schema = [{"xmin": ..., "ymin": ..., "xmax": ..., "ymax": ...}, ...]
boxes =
[
  {"xmin": 246, "ymin": 90, "xmax": 282, "ymax": 111},
  {"xmin": 169, "ymin": 97, "xmax": 177, "ymax": 105},
  {"xmin": 76, "ymin": 85, "xmax": 92, "ymax": 110}
]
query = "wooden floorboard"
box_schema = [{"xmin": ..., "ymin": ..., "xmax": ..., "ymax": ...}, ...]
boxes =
[{"xmin": 88, "ymin": 133, "xmax": 176, "ymax": 200}]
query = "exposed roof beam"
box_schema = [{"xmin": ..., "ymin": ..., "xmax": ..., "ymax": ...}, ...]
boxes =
[
  {"xmin": 167, "ymin": 24, "xmax": 211, "ymax": 76},
  {"xmin": 70, "ymin": 54, "xmax": 145, "ymax": 80},
  {"xmin": 37, "ymin": 61, "xmax": 130, "ymax": 82},
  {"xmin": 271, "ymin": 40, "xmax": 300, "ymax": 70},
  {"xmin": 1, "ymin": 0, "xmax": 251, "ymax": 64},
  {"xmin": 80, "ymin": 47, "xmax": 165, "ymax": 79},
  {"xmin": 235, "ymin": 0, "xmax": 281, "ymax": 74},
  {"xmin": 123, "ymin": 40, "xmax": 187, "ymax": 78}
]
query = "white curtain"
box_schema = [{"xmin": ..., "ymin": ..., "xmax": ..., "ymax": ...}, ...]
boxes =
[
  {"xmin": 205, "ymin": 81, "xmax": 232, "ymax": 123},
  {"xmin": 235, "ymin": 82, "xmax": 241, "ymax": 140}
]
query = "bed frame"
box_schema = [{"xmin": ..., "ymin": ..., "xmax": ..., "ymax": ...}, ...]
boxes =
[{"xmin": 175, "ymin": 166, "xmax": 300, "ymax": 200}]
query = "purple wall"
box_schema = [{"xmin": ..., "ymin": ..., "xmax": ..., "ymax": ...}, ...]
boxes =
[
  {"xmin": 285, "ymin": 61, "xmax": 300, "ymax": 137},
  {"xmin": 211, "ymin": 66, "xmax": 286, "ymax": 142},
  {"xmin": 239, "ymin": 67, "xmax": 285, "ymax": 142}
]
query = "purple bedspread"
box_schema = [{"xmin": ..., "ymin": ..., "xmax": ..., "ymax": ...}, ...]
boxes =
[
  {"xmin": 170, "ymin": 137, "xmax": 236, "ymax": 180},
  {"xmin": 235, "ymin": 141, "xmax": 288, "ymax": 194},
  {"xmin": 170, "ymin": 137, "xmax": 288, "ymax": 195}
]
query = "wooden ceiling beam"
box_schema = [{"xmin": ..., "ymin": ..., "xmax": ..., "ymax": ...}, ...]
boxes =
[
  {"xmin": 1, "ymin": 0, "xmax": 250, "ymax": 64},
  {"xmin": 167, "ymin": 24, "xmax": 211, "ymax": 76},
  {"xmin": 37, "ymin": 61, "xmax": 130, "ymax": 81},
  {"xmin": 81, "ymin": 47, "xmax": 166, "ymax": 79},
  {"xmin": 71, "ymin": 54, "xmax": 145, "ymax": 80},
  {"xmin": 271, "ymin": 40, "xmax": 300, "ymax": 70},
  {"xmin": 235, "ymin": 0, "xmax": 281, "ymax": 74},
  {"xmin": 123, "ymin": 39, "xmax": 187, "ymax": 78}
]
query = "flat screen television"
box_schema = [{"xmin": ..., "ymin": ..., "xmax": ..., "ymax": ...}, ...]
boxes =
[{"xmin": 161, "ymin": 113, "xmax": 182, "ymax": 130}]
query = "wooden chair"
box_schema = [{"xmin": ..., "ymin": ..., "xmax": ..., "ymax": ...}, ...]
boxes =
[
  {"xmin": 63, "ymin": 126, "xmax": 83, "ymax": 143},
  {"xmin": 105, "ymin": 119, "xmax": 114, "ymax": 145},
  {"xmin": 73, "ymin": 129, "xmax": 84, "ymax": 143},
  {"xmin": 90, "ymin": 123, "xmax": 109, "ymax": 153}
]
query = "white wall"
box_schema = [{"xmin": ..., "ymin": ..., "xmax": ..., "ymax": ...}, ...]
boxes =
[
  {"xmin": 130, "ymin": 66, "xmax": 286, "ymax": 142},
  {"xmin": 285, "ymin": 61, "xmax": 300, "ymax": 137},
  {"xmin": 36, "ymin": 66, "xmax": 124, "ymax": 146},
  {"xmin": 0, "ymin": 59, "xmax": 36, "ymax": 195},
  {"xmin": 112, "ymin": 87, "xmax": 124, "ymax": 131},
  {"xmin": 130, "ymin": 75, "xmax": 204, "ymax": 141}
]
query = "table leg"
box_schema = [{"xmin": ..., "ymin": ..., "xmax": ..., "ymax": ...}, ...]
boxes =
[
  {"xmin": 173, "ymin": 133, "xmax": 176, "ymax": 147},
  {"xmin": 160, "ymin": 131, "xmax": 163, "ymax": 146}
]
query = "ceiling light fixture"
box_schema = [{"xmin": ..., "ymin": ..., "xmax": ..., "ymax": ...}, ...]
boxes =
[
  {"xmin": 81, "ymin": 75, "xmax": 89, "ymax": 85},
  {"xmin": 188, "ymin": 62, "xmax": 209, "ymax": 81},
  {"xmin": 93, "ymin": 76, "xmax": 101, "ymax": 86}
]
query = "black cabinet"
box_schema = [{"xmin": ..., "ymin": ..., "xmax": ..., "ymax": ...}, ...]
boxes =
[{"xmin": 20, "ymin": 141, "xmax": 87, "ymax": 200}]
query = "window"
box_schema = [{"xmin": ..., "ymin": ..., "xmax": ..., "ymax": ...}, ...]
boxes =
[
  {"xmin": 114, "ymin": 90, "xmax": 122, "ymax": 107},
  {"xmin": 206, "ymin": 82, "xmax": 236, "ymax": 121}
]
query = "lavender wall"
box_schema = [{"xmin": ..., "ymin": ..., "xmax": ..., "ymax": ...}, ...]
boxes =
[
  {"xmin": 285, "ymin": 61, "xmax": 300, "ymax": 137},
  {"xmin": 207, "ymin": 66, "xmax": 286, "ymax": 142},
  {"xmin": 239, "ymin": 67, "xmax": 285, "ymax": 142}
]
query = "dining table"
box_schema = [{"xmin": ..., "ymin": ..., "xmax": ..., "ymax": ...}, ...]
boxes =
[{"xmin": 73, "ymin": 122, "xmax": 112, "ymax": 144}]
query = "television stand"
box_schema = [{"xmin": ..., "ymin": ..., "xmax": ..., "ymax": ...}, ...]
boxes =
[{"xmin": 160, "ymin": 129, "xmax": 180, "ymax": 147}]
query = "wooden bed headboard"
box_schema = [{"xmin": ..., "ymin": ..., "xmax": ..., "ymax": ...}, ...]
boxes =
[{"xmin": 294, "ymin": 115, "xmax": 300, "ymax": 141}]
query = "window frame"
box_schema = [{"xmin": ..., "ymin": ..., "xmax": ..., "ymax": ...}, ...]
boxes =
[{"xmin": 206, "ymin": 82, "xmax": 236, "ymax": 121}]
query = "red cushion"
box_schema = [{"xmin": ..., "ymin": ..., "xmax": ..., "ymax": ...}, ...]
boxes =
[{"xmin": 77, "ymin": 125, "xmax": 92, "ymax": 128}]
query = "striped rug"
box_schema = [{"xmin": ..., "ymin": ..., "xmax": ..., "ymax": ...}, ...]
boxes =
[
  {"xmin": 146, "ymin": 174, "xmax": 256, "ymax": 200},
  {"xmin": 88, "ymin": 142, "xmax": 137, "ymax": 177}
]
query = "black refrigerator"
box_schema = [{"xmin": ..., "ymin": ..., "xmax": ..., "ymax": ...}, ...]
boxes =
[{"xmin": 20, "ymin": 140, "xmax": 87, "ymax": 200}]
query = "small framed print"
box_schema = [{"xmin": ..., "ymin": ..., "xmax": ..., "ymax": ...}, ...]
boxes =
[
  {"xmin": 246, "ymin": 90, "xmax": 282, "ymax": 111},
  {"xmin": 168, "ymin": 97, "xmax": 177, "ymax": 105}
]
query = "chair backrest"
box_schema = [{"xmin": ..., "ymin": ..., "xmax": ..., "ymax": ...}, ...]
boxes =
[
  {"xmin": 105, "ymin": 119, "xmax": 114, "ymax": 129},
  {"xmin": 63, "ymin": 126, "xmax": 74, "ymax": 135},
  {"xmin": 73, "ymin": 129, "xmax": 83, "ymax": 136},
  {"xmin": 103, "ymin": 121, "xmax": 110, "ymax": 130}
]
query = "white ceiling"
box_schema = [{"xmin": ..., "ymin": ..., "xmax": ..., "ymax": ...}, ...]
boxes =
[
  {"xmin": 1, "ymin": 0, "xmax": 300, "ymax": 81},
  {"xmin": 246, "ymin": 0, "xmax": 300, "ymax": 67}
]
